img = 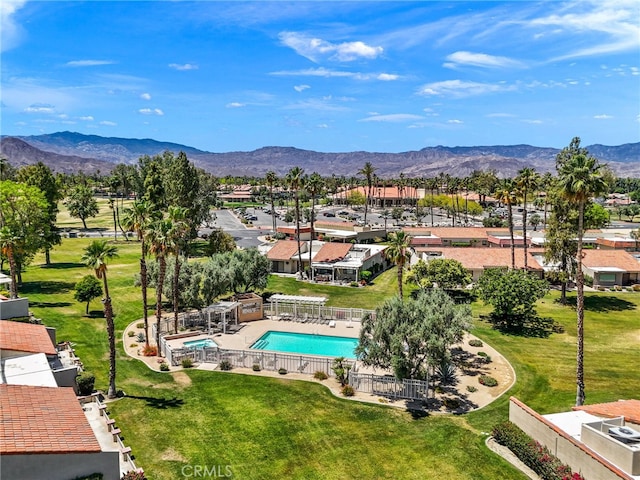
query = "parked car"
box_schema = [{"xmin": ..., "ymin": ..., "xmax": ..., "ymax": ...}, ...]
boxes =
[{"xmin": 323, "ymin": 211, "xmax": 336, "ymax": 217}]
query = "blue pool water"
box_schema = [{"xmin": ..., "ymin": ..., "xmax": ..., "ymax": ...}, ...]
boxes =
[
  {"xmin": 251, "ymin": 331, "xmax": 358, "ymax": 358},
  {"xmin": 183, "ymin": 338, "xmax": 218, "ymax": 349}
]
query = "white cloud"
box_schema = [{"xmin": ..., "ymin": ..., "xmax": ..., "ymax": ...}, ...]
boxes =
[
  {"xmin": 138, "ymin": 108, "xmax": 164, "ymax": 116},
  {"xmin": 24, "ymin": 104, "xmax": 55, "ymax": 114},
  {"xmin": 522, "ymin": 119, "xmax": 543, "ymax": 124},
  {"xmin": 317, "ymin": 123, "xmax": 329, "ymax": 129},
  {"xmin": 360, "ymin": 113, "xmax": 424, "ymax": 122},
  {"xmin": 226, "ymin": 102, "xmax": 245, "ymax": 108},
  {"xmin": 486, "ymin": 113, "xmax": 516, "ymax": 118},
  {"xmin": 377, "ymin": 73, "xmax": 399, "ymax": 81},
  {"xmin": 271, "ymin": 67, "xmax": 398, "ymax": 81},
  {"xmin": 294, "ymin": 84, "xmax": 310, "ymax": 92},
  {"xmin": 79, "ymin": 116, "xmax": 94, "ymax": 121},
  {"xmin": 140, "ymin": 93, "xmax": 152, "ymax": 100},
  {"xmin": 418, "ymin": 80, "xmax": 514, "ymax": 97},
  {"xmin": 66, "ymin": 60, "xmax": 115, "ymax": 67},
  {"xmin": 169, "ymin": 63, "xmax": 199, "ymax": 71},
  {"xmin": 278, "ymin": 31, "xmax": 383, "ymax": 62},
  {"xmin": 1, "ymin": 0, "xmax": 27, "ymax": 52},
  {"xmin": 444, "ymin": 51, "xmax": 523, "ymax": 69},
  {"xmin": 447, "ymin": 119, "xmax": 463, "ymax": 124},
  {"xmin": 594, "ymin": 114, "xmax": 613, "ymax": 119},
  {"xmin": 100, "ymin": 121, "xmax": 117, "ymax": 126}
]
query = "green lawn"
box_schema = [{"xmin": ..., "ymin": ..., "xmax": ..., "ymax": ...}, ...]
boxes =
[{"xmin": 8, "ymin": 238, "xmax": 640, "ymax": 479}]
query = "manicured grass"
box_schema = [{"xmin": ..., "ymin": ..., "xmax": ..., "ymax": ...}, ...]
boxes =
[
  {"xmin": 56, "ymin": 197, "xmax": 134, "ymax": 231},
  {"xmin": 10, "ymin": 238, "xmax": 640, "ymax": 479}
]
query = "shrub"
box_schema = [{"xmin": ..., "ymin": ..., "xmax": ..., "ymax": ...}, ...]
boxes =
[
  {"xmin": 341, "ymin": 385, "xmax": 355, "ymax": 396},
  {"xmin": 136, "ymin": 322, "xmax": 145, "ymax": 329},
  {"xmin": 466, "ymin": 385, "xmax": 478, "ymax": 393},
  {"xmin": 136, "ymin": 333, "xmax": 146, "ymax": 343},
  {"xmin": 492, "ymin": 421, "xmax": 585, "ymax": 480},
  {"xmin": 278, "ymin": 368, "xmax": 287, "ymax": 375},
  {"xmin": 159, "ymin": 362, "xmax": 170, "ymax": 372},
  {"xmin": 479, "ymin": 375, "xmax": 498, "ymax": 387},
  {"xmin": 436, "ymin": 359, "xmax": 457, "ymax": 384},
  {"xmin": 477, "ymin": 351, "xmax": 492, "ymax": 364},
  {"xmin": 313, "ymin": 370, "xmax": 328, "ymax": 380},
  {"xmin": 142, "ymin": 345, "xmax": 157, "ymax": 356},
  {"xmin": 632, "ymin": 284, "xmax": 640, "ymax": 292},
  {"xmin": 443, "ymin": 397, "xmax": 460, "ymax": 410},
  {"xmin": 219, "ymin": 360, "xmax": 232, "ymax": 371},
  {"xmin": 252, "ymin": 364, "xmax": 261, "ymax": 372},
  {"xmin": 121, "ymin": 471, "xmax": 147, "ymax": 480},
  {"xmin": 350, "ymin": 281, "xmax": 359, "ymax": 287},
  {"xmin": 468, "ymin": 339, "xmax": 483, "ymax": 347},
  {"xmin": 583, "ymin": 274, "xmax": 594, "ymax": 287},
  {"xmin": 181, "ymin": 357, "xmax": 194, "ymax": 368},
  {"xmin": 130, "ymin": 343, "xmax": 138, "ymax": 348},
  {"xmin": 127, "ymin": 331, "xmax": 135, "ymax": 337},
  {"xmin": 332, "ymin": 357, "xmax": 352, "ymax": 386},
  {"xmin": 77, "ymin": 372, "xmax": 95, "ymax": 396}
]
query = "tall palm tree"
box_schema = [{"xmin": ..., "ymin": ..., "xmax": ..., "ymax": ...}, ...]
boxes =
[
  {"xmin": 285, "ymin": 167, "xmax": 305, "ymax": 277},
  {"xmin": 168, "ymin": 206, "xmax": 189, "ymax": 333},
  {"xmin": 358, "ymin": 162, "xmax": 377, "ymax": 225},
  {"xmin": 121, "ymin": 200, "xmax": 155, "ymax": 347},
  {"xmin": 384, "ymin": 231, "xmax": 413, "ymax": 299},
  {"xmin": 265, "ymin": 171, "xmax": 278, "ymax": 234},
  {"xmin": 306, "ymin": 172, "xmax": 324, "ymax": 280},
  {"xmin": 494, "ymin": 179, "xmax": 518, "ymax": 269},
  {"xmin": 558, "ymin": 151, "xmax": 608, "ymax": 407},
  {"xmin": 516, "ymin": 168, "xmax": 540, "ymax": 269},
  {"xmin": 147, "ymin": 217, "xmax": 173, "ymax": 356},
  {"xmin": 81, "ymin": 240, "xmax": 119, "ymax": 398}
]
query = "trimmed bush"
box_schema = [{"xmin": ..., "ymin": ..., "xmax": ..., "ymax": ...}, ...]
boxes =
[
  {"xmin": 479, "ymin": 375, "xmax": 498, "ymax": 387},
  {"xmin": 443, "ymin": 397, "xmax": 460, "ymax": 410},
  {"xmin": 466, "ymin": 385, "xmax": 478, "ymax": 393},
  {"xmin": 313, "ymin": 371, "xmax": 328, "ymax": 380},
  {"xmin": 136, "ymin": 322, "xmax": 145, "ymax": 329},
  {"xmin": 121, "ymin": 471, "xmax": 147, "ymax": 480},
  {"xmin": 341, "ymin": 385, "xmax": 355, "ymax": 396},
  {"xmin": 181, "ymin": 357, "xmax": 194, "ymax": 368},
  {"xmin": 468, "ymin": 339, "xmax": 483, "ymax": 347},
  {"xmin": 492, "ymin": 422, "xmax": 585, "ymax": 480},
  {"xmin": 77, "ymin": 372, "xmax": 95, "ymax": 396},
  {"xmin": 159, "ymin": 362, "xmax": 170, "ymax": 372},
  {"xmin": 219, "ymin": 360, "xmax": 232, "ymax": 371},
  {"xmin": 128, "ymin": 331, "xmax": 135, "ymax": 337},
  {"xmin": 252, "ymin": 364, "xmax": 261, "ymax": 372},
  {"xmin": 278, "ymin": 368, "xmax": 288, "ymax": 375}
]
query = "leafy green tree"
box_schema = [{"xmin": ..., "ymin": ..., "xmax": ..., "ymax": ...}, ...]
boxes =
[
  {"xmin": 407, "ymin": 258, "xmax": 471, "ymax": 290},
  {"xmin": 528, "ymin": 213, "xmax": 542, "ymax": 231},
  {"xmin": 165, "ymin": 151, "xmax": 201, "ymax": 238},
  {"xmin": 168, "ymin": 206, "xmax": 190, "ymax": 332},
  {"xmin": 65, "ymin": 184, "xmax": 99, "ymax": 229},
  {"xmin": 121, "ymin": 200, "xmax": 156, "ymax": 347},
  {"xmin": 384, "ymin": 231, "xmax": 413, "ymax": 299},
  {"xmin": 227, "ymin": 248, "xmax": 271, "ymax": 293},
  {"xmin": 201, "ymin": 256, "xmax": 233, "ymax": 305},
  {"xmin": 347, "ymin": 190, "xmax": 366, "ymax": 207},
  {"xmin": 557, "ymin": 137, "xmax": 609, "ymax": 407},
  {"xmin": 205, "ymin": 229, "xmax": 237, "ymax": 255},
  {"xmin": 74, "ymin": 275, "xmax": 103, "ymax": 314},
  {"xmin": 285, "ymin": 167, "xmax": 305, "ymax": 276},
  {"xmin": 17, "ymin": 162, "xmax": 62, "ymax": 264},
  {"xmin": 81, "ymin": 240, "xmax": 119, "ymax": 398},
  {"xmin": 358, "ymin": 162, "xmax": 377, "ymax": 224},
  {"xmin": 494, "ymin": 179, "xmax": 519, "ymax": 269},
  {"xmin": 356, "ymin": 289, "xmax": 471, "ymax": 379},
  {"xmin": 147, "ymin": 217, "xmax": 173, "ymax": 354},
  {"xmin": 0, "ymin": 181, "xmax": 49, "ymax": 297},
  {"xmin": 475, "ymin": 268, "xmax": 549, "ymax": 330},
  {"xmin": 515, "ymin": 168, "xmax": 539, "ymax": 269},
  {"xmin": 265, "ymin": 171, "xmax": 278, "ymax": 233}
]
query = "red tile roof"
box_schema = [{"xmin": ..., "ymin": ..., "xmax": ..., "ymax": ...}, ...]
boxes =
[
  {"xmin": 403, "ymin": 226, "xmax": 510, "ymax": 239},
  {"xmin": 596, "ymin": 238, "xmax": 638, "ymax": 249},
  {"xmin": 573, "ymin": 399, "xmax": 640, "ymax": 425},
  {"xmin": 313, "ymin": 243, "xmax": 352, "ymax": 263},
  {"xmin": 0, "ymin": 384, "xmax": 102, "ymax": 454},
  {"xmin": 415, "ymin": 247, "xmax": 543, "ymax": 271},
  {"xmin": 582, "ymin": 249, "xmax": 640, "ymax": 272},
  {"xmin": 0, "ymin": 320, "xmax": 57, "ymax": 356},
  {"xmin": 266, "ymin": 240, "xmax": 301, "ymax": 261}
]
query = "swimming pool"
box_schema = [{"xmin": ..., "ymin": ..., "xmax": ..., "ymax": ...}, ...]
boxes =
[
  {"xmin": 183, "ymin": 338, "xmax": 218, "ymax": 349},
  {"xmin": 251, "ymin": 331, "xmax": 358, "ymax": 358}
]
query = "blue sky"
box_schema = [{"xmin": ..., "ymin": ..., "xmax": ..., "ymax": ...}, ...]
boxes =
[{"xmin": 1, "ymin": 1, "xmax": 639, "ymax": 153}]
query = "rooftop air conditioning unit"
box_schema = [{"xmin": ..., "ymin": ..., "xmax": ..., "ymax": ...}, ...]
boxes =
[{"xmin": 608, "ymin": 426, "xmax": 640, "ymax": 444}]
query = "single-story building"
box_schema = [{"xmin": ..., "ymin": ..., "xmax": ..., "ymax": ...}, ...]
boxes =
[
  {"xmin": 413, "ymin": 247, "xmax": 544, "ymax": 281},
  {"xmin": 581, "ymin": 250, "xmax": 640, "ymax": 287}
]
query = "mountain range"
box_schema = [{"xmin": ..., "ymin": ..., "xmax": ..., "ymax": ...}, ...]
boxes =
[{"xmin": 1, "ymin": 131, "xmax": 639, "ymax": 178}]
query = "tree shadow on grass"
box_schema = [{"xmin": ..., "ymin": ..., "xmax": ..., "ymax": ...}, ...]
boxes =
[
  {"xmin": 565, "ymin": 295, "xmax": 637, "ymax": 313},
  {"xmin": 489, "ymin": 315, "xmax": 556, "ymax": 338},
  {"xmin": 127, "ymin": 394, "xmax": 185, "ymax": 409},
  {"xmin": 28, "ymin": 301, "xmax": 73, "ymax": 308},
  {"xmin": 20, "ymin": 280, "xmax": 75, "ymax": 295},
  {"xmin": 41, "ymin": 262, "xmax": 85, "ymax": 269}
]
